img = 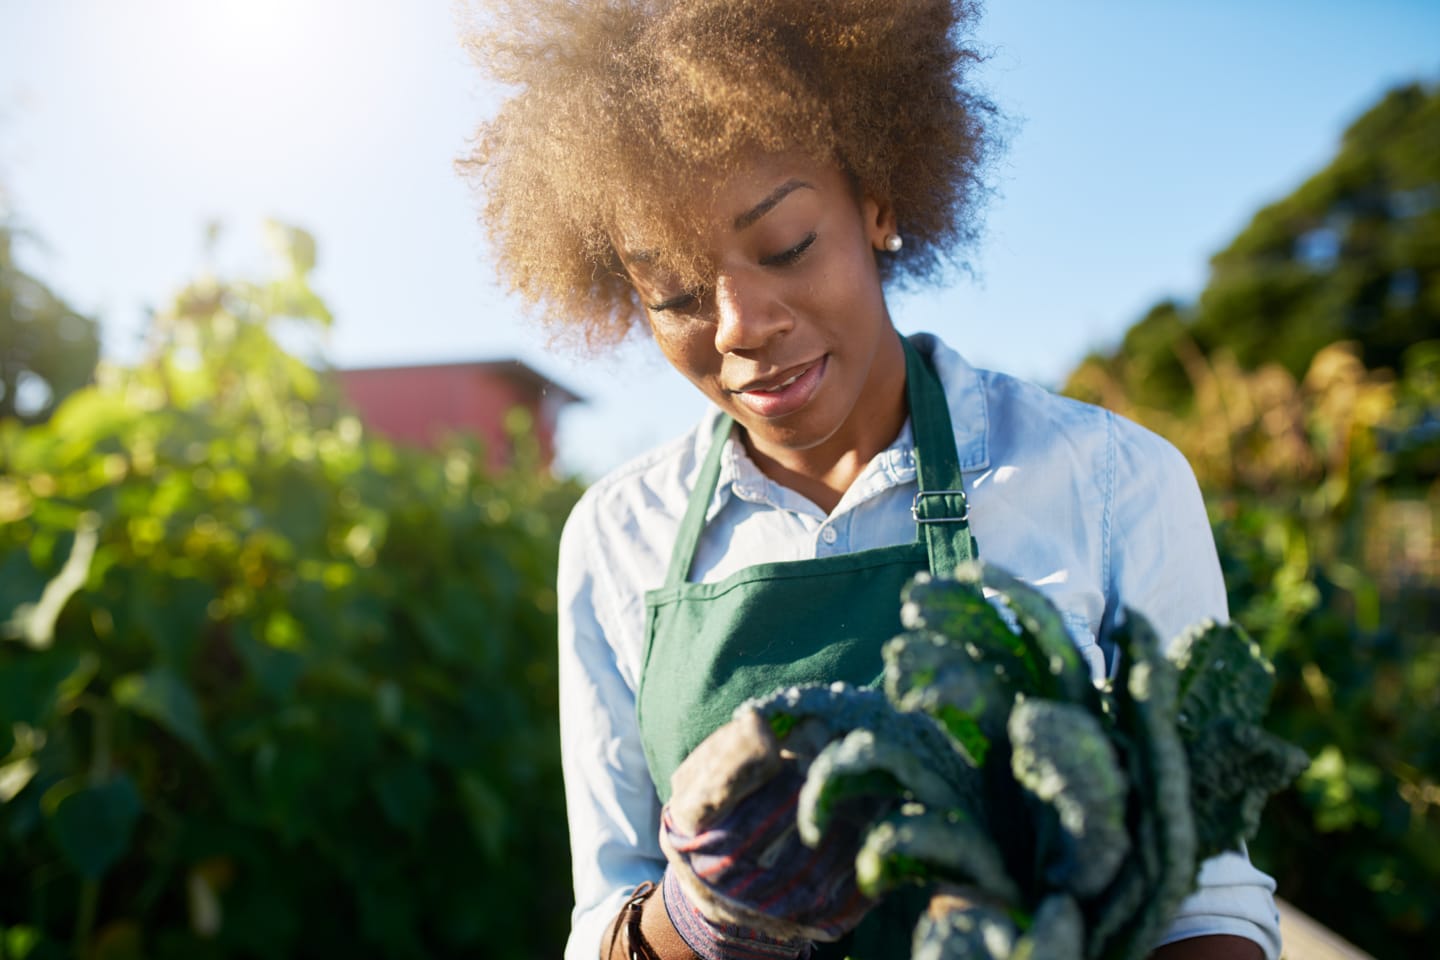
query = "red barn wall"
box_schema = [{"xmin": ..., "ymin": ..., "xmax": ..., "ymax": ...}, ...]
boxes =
[{"xmin": 336, "ymin": 366, "xmax": 554, "ymax": 469}]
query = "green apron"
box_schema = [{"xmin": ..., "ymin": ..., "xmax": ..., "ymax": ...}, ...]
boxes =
[{"xmin": 637, "ymin": 335, "xmax": 978, "ymax": 959}]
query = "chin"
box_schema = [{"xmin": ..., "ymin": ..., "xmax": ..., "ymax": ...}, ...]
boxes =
[{"xmin": 736, "ymin": 413, "xmax": 839, "ymax": 454}]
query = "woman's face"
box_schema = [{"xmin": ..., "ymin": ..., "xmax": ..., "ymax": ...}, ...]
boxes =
[{"xmin": 619, "ymin": 152, "xmax": 905, "ymax": 472}]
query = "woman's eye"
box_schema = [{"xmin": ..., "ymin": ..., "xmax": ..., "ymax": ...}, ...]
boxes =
[
  {"xmin": 648, "ymin": 291, "xmax": 701, "ymax": 313},
  {"xmin": 761, "ymin": 232, "xmax": 816, "ymax": 267}
]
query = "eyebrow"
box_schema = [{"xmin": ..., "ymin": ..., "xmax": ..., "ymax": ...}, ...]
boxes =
[
  {"xmin": 733, "ymin": 179, "xmax": 813, "ymax": 231},
  {"xmin": 621, "ymin": 178, "xmax": 815, "ymax": 266}
]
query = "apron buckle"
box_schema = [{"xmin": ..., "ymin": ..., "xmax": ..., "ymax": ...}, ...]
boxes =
[{"xmin": 912, "ymin": 489, "xmax": 971, "ymax": 524}]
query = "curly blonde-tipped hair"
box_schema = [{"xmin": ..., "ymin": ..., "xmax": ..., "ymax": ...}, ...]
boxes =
[{"xmin": 460, "ymin": 0, "xmax": 995, "ymax": 348}]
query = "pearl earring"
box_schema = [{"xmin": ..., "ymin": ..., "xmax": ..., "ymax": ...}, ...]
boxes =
[{"xmin": 883, "ymin": 233, "xmax": 903, "ymax": 252}]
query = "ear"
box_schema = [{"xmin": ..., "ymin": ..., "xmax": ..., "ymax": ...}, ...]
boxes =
[{"xmin": 862, "ymin": 193, "xmax": 898, "ymax": 251}]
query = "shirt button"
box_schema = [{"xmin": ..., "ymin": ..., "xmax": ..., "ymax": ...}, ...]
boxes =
[{"xmin": 821, "ymin": 526, "xmax": 838, "ymax": 545}]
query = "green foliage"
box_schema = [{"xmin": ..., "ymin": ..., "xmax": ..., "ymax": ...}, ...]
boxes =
[
  {"xmin": 964, "ymin": 565, "xmax": 1094, "ymax": 710},
  {"xmin": 745, "ymin": 566, "xmax": 1302, "ymax": 960},
  {"xmin": 43, "ymin": 776, "xmax": 143, "ymax": 879},
  {"xmin": 884, "ymin": 632, "xmax": 1005, "ymax": 767},
  {"xmin": 1060, "ymin": 78, "xmax": 1440, "ymax": 958},
  {"xmin": 0, "ymin": 227, "xmax": 580, "ymax": 958},
  {"xmin": 1213, "ymin": 484, "xmax": 1440, "ymax": 957},
  {"xmin": 0, "ymin": 226, "xmax": 100, "ymax": 425},
  {"xmin": 1073, "ymin": 344, "xmax": 1440, "ymax": 960}
]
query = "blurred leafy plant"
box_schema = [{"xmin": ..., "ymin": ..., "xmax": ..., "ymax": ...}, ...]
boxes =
[
  {"xmin": 1069, "ymin": 318, "xmax": 1440, "ymax": 959},
  {"xmin": 0, "ymin": 223, "xmax": 580, "ymax": 959},
  {"xmin": 1063, "ymin": 79, "xmax": 1440, "ymax": 960}
]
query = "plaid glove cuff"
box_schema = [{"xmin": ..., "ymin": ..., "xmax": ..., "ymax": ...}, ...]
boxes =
[{"xmin": 662, "ymin": 868, "xmax": 811, "ymax": 960}]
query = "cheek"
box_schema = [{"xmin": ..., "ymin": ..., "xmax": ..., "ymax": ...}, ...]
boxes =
[
  {"xmin": 840, "ymin": 246, "xmax": 884, "ymax": 310},
  {"xmin": 814, "ymin": 230, "xmax": 878, "ymax": 299},
  {"xmin": 652, "ymin": 322, "xmax": 721, "ymax": 380},
  {"xmin": 813, "ymin": 257, "xmax": 871, "ymax": 318}
]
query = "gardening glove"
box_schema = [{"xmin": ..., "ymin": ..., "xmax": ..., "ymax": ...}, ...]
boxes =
[{"xmin": 658, "ymin": 706, "xmax": 885, "ymax": 959}]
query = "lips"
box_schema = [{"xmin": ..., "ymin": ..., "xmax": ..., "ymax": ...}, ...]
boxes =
[{"xmin": 730, "ymin": 356, "xmax": 827, "ymax": 418}]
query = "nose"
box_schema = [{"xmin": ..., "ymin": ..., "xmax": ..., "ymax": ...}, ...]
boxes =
[{"xmin": 712, "ymin": 270, "xmax": 791, "ymax": 355}]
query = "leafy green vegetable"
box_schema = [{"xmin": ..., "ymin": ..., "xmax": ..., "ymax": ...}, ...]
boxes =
[
  {"xmin": 1172, "ymin": 620, "xmax": 1274, "ymax": 732},
  {"xmin": 748, "ymin": 684, "xmax": 981, "ymax": 815},
  {"xmin": 856, "ymin": 807, "xmax": 1019, "ymax": 903},
  {"xmin": 799, "ymin": 728, "xmax": 970, "ymax": 845},
  {"xmin": 758, "ymin": 560, "xmax": 1306, "ymax": 960},
  {"xmin": 1184, "ymin": 720, "xmax": 1311, "ymax": 863},
  {"xmin": 902, "ymin": 572, "xmax": 1041, "ymax": 695},
  {"xmin": 912, "ymin": 896, "xmax": 1018, "ymax": 960},
  {"xmin": 966, "ymin": 564, "xmax": 1096, "ymax": 710},
  {"xmin": 1094, "ymin": 611, "xmax": 1196, "ymax": 960},
  {"xmin": 1011, "ymin": 894, "xmax": 1083, "ymax": 960},
  {"xmin": 1170, "ymin": 620, "xmax": 1310, "ymax": 861},
  {"xmin": 1008, "ymin": 700, "xmax": 1129, "ymax": 897},
  {"xmin": 884, "ymin": 632, "xmax": 1010, "ymax": 766}
]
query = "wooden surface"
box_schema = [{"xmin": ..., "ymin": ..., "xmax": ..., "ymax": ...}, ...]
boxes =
[{"xmin": 1277, "ymin": 898, "xmax": 1376, "ymax": 960}]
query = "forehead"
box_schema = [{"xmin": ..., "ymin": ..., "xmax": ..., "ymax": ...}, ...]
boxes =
[
  {"xmin": 708, "ymin": 151, "xmax": 850, "ymax": 218},
  {"xmin": 614, "ymin": 151, "xmax": 853, "ymax": 264}
]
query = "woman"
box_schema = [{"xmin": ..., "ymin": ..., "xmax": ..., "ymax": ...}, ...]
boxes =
[{"xmin": 464, "ymin": 1, "xmax": 1282, "ymax": 958}]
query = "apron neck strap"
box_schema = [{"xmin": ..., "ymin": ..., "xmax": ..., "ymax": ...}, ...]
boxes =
[
  {"xmin": 901, "ymin": 334, "xmax": 978, "ymax": 576},
  {"xmin": 665, "ymin": 414, "xmax": 734, "ymax": 588},
  {"xmin": 664, "ymin": 333, "xmax": 976, "ymax": 587}
]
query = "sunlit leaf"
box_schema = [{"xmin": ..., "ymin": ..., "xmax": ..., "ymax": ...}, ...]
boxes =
[
  {"xmin": 3, "ymin": 924, "xmax": 43, "ymax": 960},
  {"xmin": 0, "ymin": 757, "xmax": 38, "ymax": 802},
  {"xmin": 3, "ymin": 513, "xmax": 100, "ymax": 650}
]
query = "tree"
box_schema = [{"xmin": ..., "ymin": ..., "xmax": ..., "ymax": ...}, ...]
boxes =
[
  {"xmin": 1194, "ymin": 82, "xmax": 1440, "ymax": 379},
  {"xmin": 1067, "ymin": 82, "xmax": 1440, "ymax": 414},
  {"xmin": 0, "ymin": 225, "xmax": 100, "ymax": 424}
]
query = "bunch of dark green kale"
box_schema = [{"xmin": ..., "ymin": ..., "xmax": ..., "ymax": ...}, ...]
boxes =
[{"xmin": 746, "ymin": 561, "xmax": 1309, "ymax": 959}]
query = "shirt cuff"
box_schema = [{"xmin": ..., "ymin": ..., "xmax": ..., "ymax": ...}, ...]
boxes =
[{"xmin": 1157, "ymin": 851, "xmax": 1281, "ymax": 960}]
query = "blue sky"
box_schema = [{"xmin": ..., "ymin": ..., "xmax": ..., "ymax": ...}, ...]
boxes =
[{"xmin": 2, "ymin": 0, "xmax": 1437, "ymax": 478}]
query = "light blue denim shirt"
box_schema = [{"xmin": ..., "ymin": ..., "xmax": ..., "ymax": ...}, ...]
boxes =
[{"xmin": 558, "ymin": 333, "xmax": 1281, "ymax": 960}]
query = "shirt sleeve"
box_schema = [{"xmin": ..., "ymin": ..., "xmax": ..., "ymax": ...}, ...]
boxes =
[
  {"xmin": 1104, "ymin": 413, "xmax": 1283, "ymax": 960},
  {"xmin": 558, "ymin": 495, "xmax": 667, "ymax": 960}
]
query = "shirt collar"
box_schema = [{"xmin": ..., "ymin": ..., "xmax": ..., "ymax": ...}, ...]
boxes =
[{"xmin": 708, "ymin": 421, "xmax": 828, "ymax": 521}]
